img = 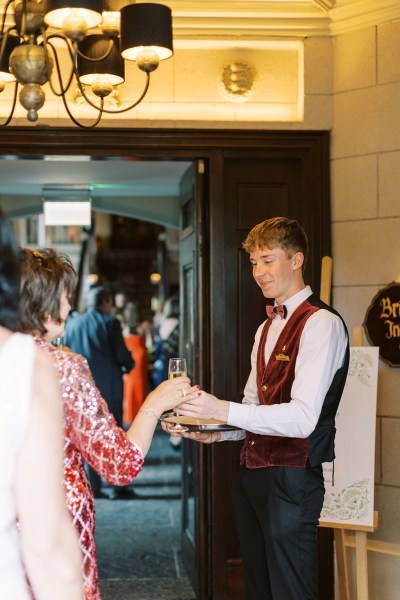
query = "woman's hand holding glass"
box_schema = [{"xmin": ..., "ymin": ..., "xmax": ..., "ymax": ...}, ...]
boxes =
[
  {"xmin": 161, "ymin": 388, "xmax": 230, "ymax": 440},
  {"xmin": 144, "ymin": 375, "xmax": 197, "ymax": 418},
  {"xmin": 166, "ymin": 358, "xmax": 190, "ymax": 432}
]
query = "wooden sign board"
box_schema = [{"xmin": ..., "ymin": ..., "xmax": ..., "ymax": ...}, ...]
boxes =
[{"xmin": 363, "ymin": 282, "xmax": 400, "ymax": 366}]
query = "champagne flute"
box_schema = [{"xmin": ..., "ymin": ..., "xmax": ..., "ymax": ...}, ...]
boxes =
[{"xmin": 168, "ymin": 357, "xmax": 189, "ymax": 432}]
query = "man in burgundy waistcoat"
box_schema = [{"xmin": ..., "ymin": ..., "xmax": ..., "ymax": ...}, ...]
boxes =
[{"xmin": 170, "ymin": 217, "xmax": 349, "ymax": 600}]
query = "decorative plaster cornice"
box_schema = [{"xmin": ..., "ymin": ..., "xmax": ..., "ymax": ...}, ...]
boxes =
[
  {"xmin": 170, "ymin": 1, "xmax": 332, "ymax": 38},
  {"xmin": 329, "ymin": 0, "xmax": 400, "ymax": 35},
  {"xmin": 1, "ymin": 1, "xmax": 399, "ymax": 40},
  {"xmin": 169, "ymin": 0, "xmax": 400, "ymax": 39},
  {"xmin": 313, "ymin": 0, "xmax": 336, "ymax": 11}
]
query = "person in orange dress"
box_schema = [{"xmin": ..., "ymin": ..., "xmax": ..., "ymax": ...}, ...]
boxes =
[{"xmin": 123, "ymin": 333, "xmax": 149, "ymax": 422}]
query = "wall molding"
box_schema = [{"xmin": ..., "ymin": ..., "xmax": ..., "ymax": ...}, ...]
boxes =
[{"xmin": 168, "ymin": 1, "xmax": 400, "ymax": 39}]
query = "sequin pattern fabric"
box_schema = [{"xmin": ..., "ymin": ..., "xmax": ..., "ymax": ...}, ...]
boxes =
[{"xmin": 34, "ymin": 338, "xmax": 144, "ymax": 600}]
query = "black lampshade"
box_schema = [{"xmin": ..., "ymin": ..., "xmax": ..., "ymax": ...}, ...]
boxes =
[
  {"xmin": 0, "ymin": 35, "xmax": 20, "ymax": 81},
  {"xmin": 44, "ymin": 0, "xmax": 103, "ymax": 29},
  {"xmin": 78, "ymin": 35, "xmax": 124, "ymax": 85},
  {"xmin": 120, "ymin": 3, "xmax": 173, "ymax": 62}
]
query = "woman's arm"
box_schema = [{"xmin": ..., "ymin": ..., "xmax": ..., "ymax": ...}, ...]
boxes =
[
  {"xmin": 16, "ymin": 348, "xmax": 83, "ymax": 600},
  {"xmin": 126, "ymin": 376, "xmax": 197, "ymax": 456},
  {"xmin": 65, "ymin": 353, "xmax": 196, "ymax": 484}
]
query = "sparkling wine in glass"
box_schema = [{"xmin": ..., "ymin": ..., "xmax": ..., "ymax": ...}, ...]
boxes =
[{"xmin": 168, "ymin": 357, "xmax": 189, "ymax": 432}]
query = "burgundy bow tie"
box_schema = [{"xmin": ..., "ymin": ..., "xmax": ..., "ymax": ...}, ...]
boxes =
[{"xmin": 266, "ymin": 304, "xmax": 287, "ymax": 320}]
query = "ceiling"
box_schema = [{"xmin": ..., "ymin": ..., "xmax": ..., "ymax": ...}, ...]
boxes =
[
  {"xmin": 0, "ymin": 156, "xmax": 193, "ymax": 227},
  {"xmin": 0, "ymin": 155, "xmax": 192, "ymax": 198},
  {"xmin": 0, "ymin": 0, "xmax": 398, "ymax": 226}
]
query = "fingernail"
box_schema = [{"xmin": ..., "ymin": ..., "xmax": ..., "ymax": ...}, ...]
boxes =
[
  {"xmin": 197, "ymin": 392, "xmax": 202, "ymax": 396},
  {"xmin": 196, "ymin": 385, "xmax": 200, "ymax": 389}
]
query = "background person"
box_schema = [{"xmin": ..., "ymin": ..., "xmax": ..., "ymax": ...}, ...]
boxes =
[
  {"xmin": 165, "ymin": 217, "xmax": 350, "ymax": 600},
  {"xmin": 19, "ymin": 248, "xmax": 195, "ymax": 600},
  {"xmin": 64, "ymin": 286, "xmax": 135, "ymax": 499},
  {"xmin": 153, "ymin": 295, "xmax": 180, "ymax": 387},
  {"xmin": 123, "ymin": 330, "xmax": 149, "ymax": 424},
  {"xmin": 0, "ymin": 213, "xmax": 82, "ymax": 600},
  {"xmin": 113, "ymin": 291, "xmax": 138, "ymax": 336}
]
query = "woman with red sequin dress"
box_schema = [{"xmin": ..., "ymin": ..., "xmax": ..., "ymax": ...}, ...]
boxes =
[{"xmin": 18, "ymin": 248, "xmax": 196, "ymax": 600}]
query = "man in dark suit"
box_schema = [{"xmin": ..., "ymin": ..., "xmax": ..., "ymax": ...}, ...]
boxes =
[{"xmin": 64, "ymin": 286, "xmax": 135, "ymax": 499}]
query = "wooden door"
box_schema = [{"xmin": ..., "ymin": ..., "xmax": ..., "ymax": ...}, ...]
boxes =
[
  {"xmin": 207, "ymin": 142, "xmax": 332, "ymax": 599},
  {"xmin": 178, "ymin": 160, "xmax": 210, "ymax": 598}
]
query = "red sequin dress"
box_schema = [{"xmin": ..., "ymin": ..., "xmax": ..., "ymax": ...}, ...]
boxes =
[{"xmin": 34, "ymin": 338, "xmax": 144, "ymax": 600}]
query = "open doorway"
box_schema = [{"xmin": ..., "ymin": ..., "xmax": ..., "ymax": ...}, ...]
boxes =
[
  {"xmin": 0, "ymin": 127, "xmax": 332, "ymax": 600},
  {"xmin": 1, "ymin": 155, "xmax": 198, "ymax": 599}
]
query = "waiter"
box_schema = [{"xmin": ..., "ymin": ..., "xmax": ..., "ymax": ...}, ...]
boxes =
[{"xmin": 167, "ymin": 216, "xmax": 349, "ymax": 599}]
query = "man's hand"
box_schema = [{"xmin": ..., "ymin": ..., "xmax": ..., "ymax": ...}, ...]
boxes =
[
  {"xmin": 160, "ymin": 421, "xmax": 221, "ymax": 444},
  {"xmin": 183, "ymin": 430, "xmax": 221, "ymax": 443},
  {"xmin": 176, "ymin": 391, "xmax": 230, "ymax": 423}
]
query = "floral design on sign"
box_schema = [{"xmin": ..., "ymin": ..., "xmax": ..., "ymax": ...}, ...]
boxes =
[
  {"xmin": 348, "ymin": 349, "xmax": 374, "ymax": 387},
  {"xmin": 321, "ymin": 478, "xmax": 369, "ymax": 521}
]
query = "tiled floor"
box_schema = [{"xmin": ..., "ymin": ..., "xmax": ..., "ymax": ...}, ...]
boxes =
[{"xmin": 95, "ymin": 427, "xmax": 196, "ymax": 600}]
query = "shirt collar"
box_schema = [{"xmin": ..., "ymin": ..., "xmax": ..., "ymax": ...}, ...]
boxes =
[{"xmin": 278, "ymin": 285, "xmax": 312, "ymax": 318}]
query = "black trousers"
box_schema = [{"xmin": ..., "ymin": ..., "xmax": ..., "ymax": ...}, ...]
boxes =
[{"xmin": 233, "ymin": 464, "xmax": 324, "ymax": 600}]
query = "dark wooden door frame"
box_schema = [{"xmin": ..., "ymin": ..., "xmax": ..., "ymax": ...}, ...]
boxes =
[{"xmin": 0, "ymin": 127, "xmax": 332, "ymax": 599}]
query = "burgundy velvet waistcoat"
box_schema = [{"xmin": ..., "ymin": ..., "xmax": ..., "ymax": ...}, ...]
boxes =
[{"xmin": 240, "ymin": 295, "xmax": 349, "ymax": 469}]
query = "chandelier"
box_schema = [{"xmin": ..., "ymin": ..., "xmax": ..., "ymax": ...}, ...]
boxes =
[{"xmin": 0, "ymin": 0, "xmax": 173, "ymax": 128}]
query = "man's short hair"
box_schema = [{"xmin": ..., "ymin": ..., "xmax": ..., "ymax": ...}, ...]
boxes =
[
  {"xmin": 242, "ymin": 216, "xmax": 308, "ymax": 267},
  {"xmin": 87, "ymin": 286, "xmax": 112, "ymax": 309}
]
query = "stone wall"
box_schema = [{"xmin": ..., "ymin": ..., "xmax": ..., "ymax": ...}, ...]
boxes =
[{"xmin": 331, "ymin": 19, "xmax": 400, "ymax": 600}]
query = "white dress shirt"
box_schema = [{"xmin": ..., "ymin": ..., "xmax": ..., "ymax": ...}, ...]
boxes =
[{"xmin": 221, "ymin": 286, "xmax": 348, "ymax": 441}]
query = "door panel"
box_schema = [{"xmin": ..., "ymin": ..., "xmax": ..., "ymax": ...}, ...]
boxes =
[
  {"xmin": 179, "ymin": 161, "xmax": 210, "ymax": 599},
  {"xmin": 209, "ymin": 144, "xmax": 331, "ymax": 599}
]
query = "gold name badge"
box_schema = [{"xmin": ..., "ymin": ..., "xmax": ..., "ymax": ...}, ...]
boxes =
[{"xmin": 275, "ymin": 353, "xmax": 290, "ymax": 361}]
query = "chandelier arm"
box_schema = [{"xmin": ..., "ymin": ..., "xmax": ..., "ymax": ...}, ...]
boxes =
[
  {"xmin": 20, "ymin": 0, "xmax": 27, "ymax": 38},
  {"xmin": 1, "ymin": 0, "xmax": 15, "ymax": 36},
  {"xmin": 0, "ymin": 80, "xmax": 18, "ymax": 127},
  {"xmin": 56, "ymin": 76, "xmax": 104, "ymax": 128},
  {"xmin": 76, "ymin": 72, "xmax": 151, "ymax": 115},
  {"xmin": 40, "ymin": 34, "xmax": 102, "ymax": 127},
  {"xmin": 0, "ymin": 26, "xmax": 17, "ymax": 65},
  {"xmin": 43, "ymin": 34, "xmax": 75, "ymax": 96},
  {"xmin": 59, "ymin": 92, "xmax": 104, "ymax": 128},
  {"xmin": 75, "ymin": 39, "xmax": 114, "ymax": 63},
  {"xmin": 47, "ymin": 47, "xmax": 104, "ymax": 128}
]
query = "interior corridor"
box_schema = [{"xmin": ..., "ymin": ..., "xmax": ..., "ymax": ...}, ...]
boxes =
[{"xmin": 95, "ymin": 425, "xmax": 196, "ymax": 600}]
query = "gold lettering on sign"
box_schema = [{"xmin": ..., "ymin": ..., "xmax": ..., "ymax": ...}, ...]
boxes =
[
  {"xmin": 380, "ymin": 297, "xmax": 400, "ymax": 319},
  {"xmin": 385, "ymin": 320, "xmax": 400, "ymax": 339},
  {"xmin": 364, "ymin": 284, "xmax": 400, "ymax": 366}
]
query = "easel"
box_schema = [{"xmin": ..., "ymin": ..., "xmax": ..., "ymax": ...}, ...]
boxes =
[{"xmin": 318, "ymin": 256, "xmax": 378, "ymax": 600}]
